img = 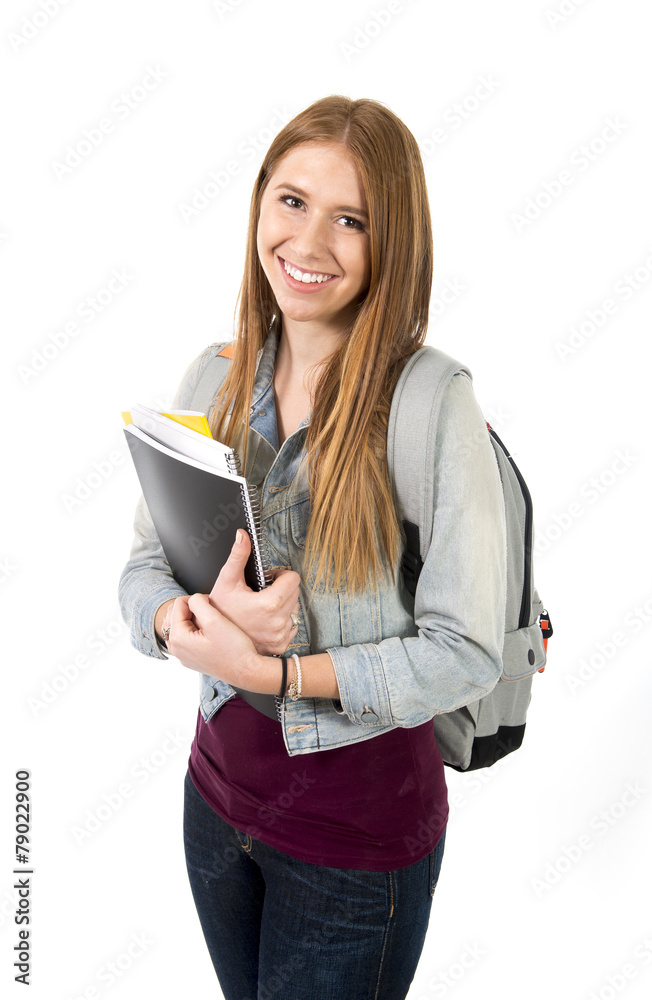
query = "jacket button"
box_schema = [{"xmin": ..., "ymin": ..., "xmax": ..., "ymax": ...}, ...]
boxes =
[
  {"xmin": 361, "ymin": 709, "xmax": 377, "ymax": 721},
  {"xmin": 208, "ymin": 686, "xmax": 218, "ymax": 700},
  {"xmin": 528, "ymin": 649, "xmax": 535, "ymax": 665}
]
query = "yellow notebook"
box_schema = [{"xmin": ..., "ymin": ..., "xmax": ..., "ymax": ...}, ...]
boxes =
[{"xmin": 121, "ymin": 409, "xmax": 212, "ymax": 438}]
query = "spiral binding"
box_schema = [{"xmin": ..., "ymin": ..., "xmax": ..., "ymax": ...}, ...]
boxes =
[
  {"xmin": 225, "ymin": 450, "xmax": 241, "ymax": 477},
  {"xmin": 244, "ymin": 483, "xmax": 274, "ymax": 589},
  {"xmin": 228, "ymin": 443, "xmax": 279, "ymax": 719},
  {"xmin": 226, "ymin": 447, "xmax": 274, "ymax": 591}
]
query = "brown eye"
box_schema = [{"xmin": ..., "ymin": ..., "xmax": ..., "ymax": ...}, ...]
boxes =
[
  {"xmin": 279, "ymin": 194, "xmax": 303, "ymax": 209},
  {"xmin": 338, "ymin": 216, "xmax": 364, "ymax": 230}
]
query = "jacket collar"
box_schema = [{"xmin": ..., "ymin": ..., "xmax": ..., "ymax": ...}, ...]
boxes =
[{"xmin": 250, "ymin": 314, "xmax": 281, "ymax": 410}]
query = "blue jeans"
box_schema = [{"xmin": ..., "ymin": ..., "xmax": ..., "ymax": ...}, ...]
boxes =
[{"xmin": 183, "ymin": 770, "xmax": 446, "ymax": 1000}]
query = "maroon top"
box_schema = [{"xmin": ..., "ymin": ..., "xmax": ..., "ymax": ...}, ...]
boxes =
[{"xmin": 188, "ymin": 696, "xmax": 448, "ymax": 871}]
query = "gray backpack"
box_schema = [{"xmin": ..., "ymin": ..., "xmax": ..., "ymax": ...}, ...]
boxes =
[
  {"xmin": 189, "ymin": 342, "xmax": 552, "ymax": 772},
  {"xmin": 387, "ymin": 347, "xmax": 551, "ymax": 771}
]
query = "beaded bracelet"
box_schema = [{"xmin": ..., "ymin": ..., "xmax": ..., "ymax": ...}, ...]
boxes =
[{"xmin": 287, "ymin": 653, "xmax": 302, "ymax": 701}]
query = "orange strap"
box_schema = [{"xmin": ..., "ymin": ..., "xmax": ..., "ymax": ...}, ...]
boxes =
[
  {"xmin": 539, "ymin": 614, "xmax": 551, "ymax": 670},
  {"xmin": 217, "ymin": 344, "xmax": 234, "ymax": 359}
]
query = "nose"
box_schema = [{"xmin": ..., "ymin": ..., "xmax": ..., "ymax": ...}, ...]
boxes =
[{"xmin": 289, "ymin": 211, "xmax": 330, "ymax": 267}]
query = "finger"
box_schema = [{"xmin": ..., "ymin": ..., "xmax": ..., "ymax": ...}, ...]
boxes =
[
  {"xmin": 275, "ymin": 583, "xmax": 301, "ymax": 619},
  {"xmin": 276, "ymin": 600, "xmax": 301, "ymax": 646},
  {"xmin": 167, "ymin": 616, "xmax": 200, "ymax": 644},
  {"xmin": 209, "ymin": 529, "xmax": 253, "ymax": 597},
  {"xmin": 166, "ymin": 597, "xmax": 198, "ymax": 647},
  {"xmin": 267, "ymin": 568, "xmax": 301, "ymax": 604},
  {"xmin": 170, "ymin": 596, "xmax": 193, "ymax": 623},
  {"xmin": 188, "ymin": 591, "xmax": 224, "ymax": 628}
]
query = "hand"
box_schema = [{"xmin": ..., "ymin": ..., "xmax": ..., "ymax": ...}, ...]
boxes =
[
  {"xmin": 165, "ymin": 592, "xmax": 277, "ymax": 693},
  {"xmin": 208, "ymin": 529, "xmax": 302, "ymax": 655},
  {"xmin": 156, "ymin": 599, "xmax": 176, "ymax": 642}
]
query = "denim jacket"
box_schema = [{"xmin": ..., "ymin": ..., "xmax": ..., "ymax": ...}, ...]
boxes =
[{"xmin": 118, "ymin": 322, "xmax": 507, "ymax": 757}]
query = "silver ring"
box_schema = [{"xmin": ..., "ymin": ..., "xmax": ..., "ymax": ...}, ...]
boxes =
[
  {"xmin": 290, "ymin": 613, "xmax": 300, "ymax": 629},
  {"xmin": 162, "ymin": 625, "xmax": 171, "ymax": 640}
]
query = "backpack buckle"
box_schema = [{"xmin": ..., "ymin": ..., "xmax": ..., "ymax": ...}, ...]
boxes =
[
  {"xmin": 538, "ymin": 609, "xmax": 553, "ymax": 669},
  {"xmin": 539, "ymin": 609, "xmax": 553, "ymax": 639}
]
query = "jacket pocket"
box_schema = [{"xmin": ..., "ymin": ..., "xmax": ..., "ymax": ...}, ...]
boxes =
[{"xmin": 289, "ymin": 491, "xmax": 311, "ymax": 549}]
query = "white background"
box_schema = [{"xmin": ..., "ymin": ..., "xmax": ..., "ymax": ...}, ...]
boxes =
[{"xmin": 2, "ymin": 1, "xmax": 651, "ymax": 998}]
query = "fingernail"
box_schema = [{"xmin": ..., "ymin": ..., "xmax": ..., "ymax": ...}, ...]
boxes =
[{"xmin": 234, "ymin": 530, "xmax": 243, "ymax": 545}]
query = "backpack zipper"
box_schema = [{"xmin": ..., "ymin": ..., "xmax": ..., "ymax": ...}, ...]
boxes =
[{"xmin": 487, "ymin": 427, "xmax": 533, "ymax": 630}]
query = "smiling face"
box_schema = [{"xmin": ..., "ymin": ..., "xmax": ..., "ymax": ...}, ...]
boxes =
[{"xmin": 256, "ymin": 141, "xmax": 371, "ymax": 338}]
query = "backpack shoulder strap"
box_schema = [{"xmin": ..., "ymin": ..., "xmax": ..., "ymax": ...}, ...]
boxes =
[
  {"xmin": 387, "ymin": 346, "xmax": 472, "ymax": 566},
  {"xmin": 188, "ymin": 343, "xmax": 233, "ymax": 414}
]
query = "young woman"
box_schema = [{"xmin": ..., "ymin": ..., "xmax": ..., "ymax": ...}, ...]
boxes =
[{"xmin": 119, "ymin": 95, "xmax": 506, "ymax": 1000}]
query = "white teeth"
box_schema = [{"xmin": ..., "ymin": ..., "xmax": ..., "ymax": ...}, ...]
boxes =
[{"xmin": 283, "ymin": 259, "xmax": 334, "ymax": 283}]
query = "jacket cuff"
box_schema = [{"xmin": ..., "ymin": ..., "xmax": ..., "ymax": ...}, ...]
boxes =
[
  {"xmin": 326, "ymin": 643, "xmax": 393, "ymax": 726},
  {"xmin": 129, "ymin": 586, "xmax": 188, "ymax": 659}
]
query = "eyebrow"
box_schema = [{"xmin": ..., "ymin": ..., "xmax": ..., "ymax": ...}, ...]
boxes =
[{"xmin": 273, "ymin": 182, "xmax": 369, "ymax": 220}]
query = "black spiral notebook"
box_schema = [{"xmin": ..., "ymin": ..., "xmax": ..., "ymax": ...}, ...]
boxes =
[{"xmin": 123, "ymin": 410, "xmax": 279, "ymax": 721}]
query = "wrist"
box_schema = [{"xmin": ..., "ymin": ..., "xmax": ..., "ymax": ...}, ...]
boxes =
[
  {"xmin": 286, "ymin": 653, "xmax": 302, "ymax": 700},
  {"xmin": 154, "ymin": 599, "xmax": 175, "ymax": 642},
  {"xmin": 251, "ymin": 654, "xmax": 284, "ymax": 696}
]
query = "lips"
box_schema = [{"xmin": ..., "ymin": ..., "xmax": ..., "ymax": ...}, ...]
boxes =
[{"xmin": 277, "ymin": 255, "xmax": 339, "ymax": 292}]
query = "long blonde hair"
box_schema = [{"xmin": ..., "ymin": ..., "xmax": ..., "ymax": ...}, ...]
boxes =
[{"xmin": 211, "ymin": 95, "xmax": 433, "ymax": 594}]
